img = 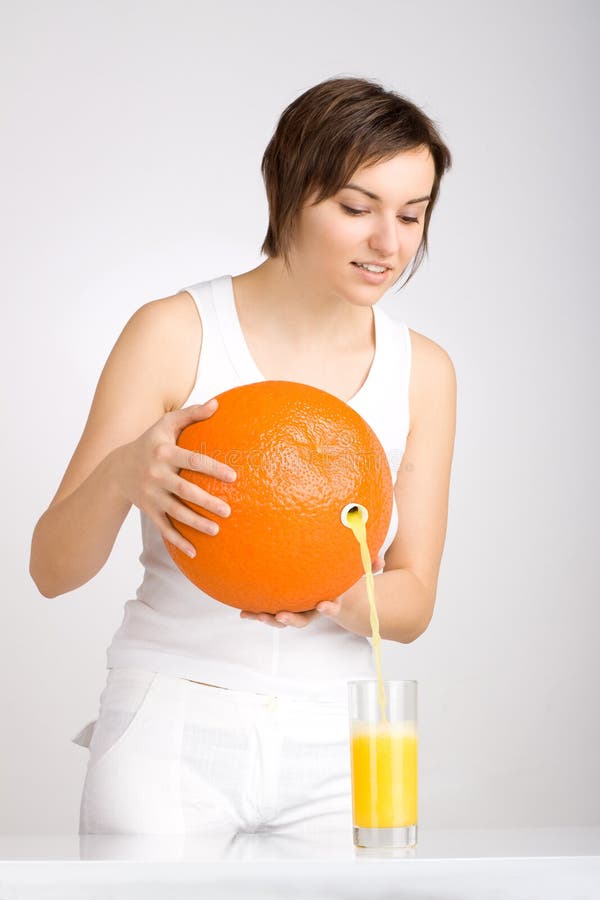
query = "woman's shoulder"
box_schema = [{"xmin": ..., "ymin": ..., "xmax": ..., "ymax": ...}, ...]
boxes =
[
  {"xmin": 408, "ymin": 327, "xmax": 454, "ymax": 368},
  {"xmin": 407, "ymin": 327, "xmax": 457, "ymax": 427},
  {"xmin": 378, "ymin": 308, "xmax": 454, "ymax": 369},
  {"xmin": 145, "ymin": 289, "xmax": 203, "ymax": 331},
  {"xmin": 139, "ymin": 290, "xmax": 204, "ymax": 412}
]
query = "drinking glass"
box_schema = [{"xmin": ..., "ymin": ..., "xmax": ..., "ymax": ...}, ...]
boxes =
[{"xmin": 348, "ymin": 679, "xmax": 418, "ymax": 849}]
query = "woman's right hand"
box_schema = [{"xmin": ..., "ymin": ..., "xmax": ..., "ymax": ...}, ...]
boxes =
[{"xmin": 114, "ymin": 397, "xmax": 237, "ymax": 558}]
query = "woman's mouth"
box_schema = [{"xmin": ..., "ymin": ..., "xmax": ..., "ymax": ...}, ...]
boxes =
[{"xmin": 351, "ymin": 261, "xmax": 390, "ymax": 284}]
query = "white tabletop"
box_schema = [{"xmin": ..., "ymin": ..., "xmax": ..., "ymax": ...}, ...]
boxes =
[{"xmin": 1, "ymin": 828, "xmax": 599, "ymax": 899}]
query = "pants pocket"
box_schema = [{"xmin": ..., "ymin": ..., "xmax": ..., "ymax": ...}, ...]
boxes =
[
  {"xmin": 85, "ymin": 668, "xmax": 159, "ymax": 771},
  {"xmin": 71, "ymin": 719, "xmax": 97, "ymax": 749},
  {"xmin": 79, "ymin": 669, "xmax": 186, "ymax": 834}
]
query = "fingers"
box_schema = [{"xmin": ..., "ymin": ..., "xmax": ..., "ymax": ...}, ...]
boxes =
[
  {"xmin": 164, "ymin": 497, "xmax": 220, "ymax": 537},
  {"xmin": 372, "ymin": 555, "xmax": 385, "ymax": 572},
  {"xmin": 316, "ymin": 598, "xmax": 341, "ymax": 616},
  {"xmin": 120, "ymin": 397, "xmax": 237, "ymax": 560},
  {"xmin": 240, "ymin": 610, "xmax": 320, "ymax": 628},
  {"xmin": 170, "ymin": 471, "xmax": 232, "ymax": 521},
  {"xmin": 174, "ymin": 399, "xmax": 219, "ymax": 427},
  {"xmin": 174, "ymin": 446, "xmax": 237, "ymax": 484},
  {"xmin": 156, "ymin": 441, "xmax": 237, "ymax": 542},
  {"xmin": 159, "ymin": 512, "xmax": 201, "ymax": 558},
  {"xmin": 275, "ymin": 610, "xmax": 319, "ymax": 627},
  {"xmin": 240, "ymin": 611, "xmax": 287, "ymax": 628}
]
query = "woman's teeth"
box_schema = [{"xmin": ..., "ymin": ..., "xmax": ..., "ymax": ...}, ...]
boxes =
[{"xmin": 354, "ymin": 262, "xmax": 387, "ymax": 273}]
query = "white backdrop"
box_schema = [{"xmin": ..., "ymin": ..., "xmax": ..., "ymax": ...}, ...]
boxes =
[{"xmin": 2, "ymin": 0, "xmax": 598, "ymax": 834}]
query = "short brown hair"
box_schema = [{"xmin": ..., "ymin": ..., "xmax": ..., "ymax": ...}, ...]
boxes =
[{"xmin": 260, "ymin": 76, "xmax": 453, "ymax": 291}]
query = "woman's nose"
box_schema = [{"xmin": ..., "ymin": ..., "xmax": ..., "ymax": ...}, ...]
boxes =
[{"xmin": 368, "ymin": 216, "xmax": 401, "ymax": 259}]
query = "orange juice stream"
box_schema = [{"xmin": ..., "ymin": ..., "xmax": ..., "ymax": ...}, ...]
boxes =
[
  {"xmin": 346, "ymin": 507, "xmax": 387, "ymax": 724},
  {"xmin": 346, "ymin": 506, "xmax": 418, "ymax": 829}
]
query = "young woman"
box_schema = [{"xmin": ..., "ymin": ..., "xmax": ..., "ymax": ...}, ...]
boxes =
[{"xmin": 30, "ymin": 76, "xmax": 456, "ymax": 839}]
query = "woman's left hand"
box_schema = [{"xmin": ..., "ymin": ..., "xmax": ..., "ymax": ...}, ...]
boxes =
[{"xmin": 239, "ymin": 556, "xmax": 385, "ymax": 629}]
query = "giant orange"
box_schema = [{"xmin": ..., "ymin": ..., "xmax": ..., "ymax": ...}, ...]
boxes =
[{"xmin": 163, "ymin": 380, "xmax": 393, "ymax": 613}]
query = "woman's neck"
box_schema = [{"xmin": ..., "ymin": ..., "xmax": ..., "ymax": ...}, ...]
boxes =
[{"xmin": 232, "ymin": 258, "xmax": 372, "ymax": 353}]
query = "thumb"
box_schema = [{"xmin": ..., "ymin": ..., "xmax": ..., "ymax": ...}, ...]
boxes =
[
  {"xmin": 195, "ymin": 398, "xmax": 218, "ymax": 412},
  {"xmin": 177, "ymin": 398, "xmax": 219, "ymax": 422},
  {"xmin": 169, "ymin": 399, "xmax": 219, "ymax": 438}
]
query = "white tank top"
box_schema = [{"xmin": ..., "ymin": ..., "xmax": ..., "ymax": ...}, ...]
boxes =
[{"xmin": 105, "ymin": 274, "xmax": 412, "ymax": 702}]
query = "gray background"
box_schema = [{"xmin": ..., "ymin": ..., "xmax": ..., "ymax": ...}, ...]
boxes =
[{"xmin": 2, "ymin": 0, "xmax": 598, "ymax": 834}]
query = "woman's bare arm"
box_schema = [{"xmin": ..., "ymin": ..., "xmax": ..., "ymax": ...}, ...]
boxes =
[
  {"xmin": 382, "ymin": 329, "xmax": 457, "ymax": 638},
  {"xmin": 29, "ymin": 295, "xmax": 197, "ymax": 597}
]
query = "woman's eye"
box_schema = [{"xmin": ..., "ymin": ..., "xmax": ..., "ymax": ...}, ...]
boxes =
[
  {"xmin": 340, "ymin": 204, "xmax": 366, "ymax": 216},
  {"xmin": 340, "ymin": 204, "xmax": 419, "ymax": 224}
]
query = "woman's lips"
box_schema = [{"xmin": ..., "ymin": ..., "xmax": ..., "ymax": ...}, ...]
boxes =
[{"xmin": 350, "ymin": 261, "xmax": 390, "ymax": 284}]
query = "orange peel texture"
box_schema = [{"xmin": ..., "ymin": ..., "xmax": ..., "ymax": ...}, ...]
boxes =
[{"xmin": 163, "ymin": 381, "xmax": 393, "ymax": 613}]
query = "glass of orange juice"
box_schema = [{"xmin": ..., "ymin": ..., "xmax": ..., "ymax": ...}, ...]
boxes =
[{"xmin": 348, "ymin": 680, "xmax": 418, "ymax": 849}]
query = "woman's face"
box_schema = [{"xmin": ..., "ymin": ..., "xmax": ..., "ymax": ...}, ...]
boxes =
[{"xmin": 290, "ymin": 145, "xmax": 436, "ymax": 304}]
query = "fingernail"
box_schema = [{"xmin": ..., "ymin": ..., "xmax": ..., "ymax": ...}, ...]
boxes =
[{"xmin": 276, "ymin": 616, "xmax": 289, "ymax": 624}]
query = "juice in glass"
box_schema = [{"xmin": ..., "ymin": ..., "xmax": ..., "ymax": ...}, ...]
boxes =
[{"xmin": 348, "ymin": 680, "xmax": 418, "ymax": 848}]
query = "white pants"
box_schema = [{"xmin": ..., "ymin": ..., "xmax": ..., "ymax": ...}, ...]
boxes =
[{"xmin": 73, "ymin": 668, "xmax": 353, "ymax": 839}]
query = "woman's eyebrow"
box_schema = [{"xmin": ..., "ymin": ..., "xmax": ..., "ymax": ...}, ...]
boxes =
[{"xmin": 343, "ymin": 182, "xmax": 430, "ymax": 205}]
